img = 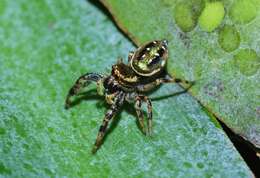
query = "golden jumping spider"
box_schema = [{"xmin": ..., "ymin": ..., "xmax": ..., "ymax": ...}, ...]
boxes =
[{"xmin": 65, "ymin": 40, "xmax": 194, "ymax": 153}]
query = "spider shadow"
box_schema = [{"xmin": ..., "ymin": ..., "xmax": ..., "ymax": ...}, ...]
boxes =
[
  {"xmin": 65, "ymin": 89, "xmax": 104, "ymax": 109},
  {"xmin": 150, "ymin": 83, "xmax": 193, "ymax": 101}
]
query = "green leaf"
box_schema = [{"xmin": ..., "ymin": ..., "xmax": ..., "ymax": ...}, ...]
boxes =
[
  {"xmin": 0, "ymin": 0, "xmax": 253, "ymax": 177},
  {"xmin": 102, "ymin": 0, "xmax": 260, "ymax": 149}
]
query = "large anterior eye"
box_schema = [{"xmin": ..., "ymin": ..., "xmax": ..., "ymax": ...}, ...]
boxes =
[{"xmin": 130, "ymin": 40, "xmax": 168, "ymax": 76}]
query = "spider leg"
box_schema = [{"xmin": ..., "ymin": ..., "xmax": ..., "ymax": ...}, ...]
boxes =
[
  {"xmin": 137, "ymin": 74, "xmax": 194, "ymax": 92},
  {"xmin": 136, "ymin": 95, "xmax": 153, "ymax": 136},
  {"xmin": 134, "ymin": 96, "xmax": 146, "ymax": 135},
  {"xmin": 92, "ymin": 91, "xmax": 125, "ymax": 154},
  {"xmin": 65, "ymin": 73, "xmax": 103, "ymax": 109},
  {"xmin": 128, "ymin": 51, "xmax": 134, "ymax": 62},
  {"xmin": 160, "ymin": 73, "xmax": 195, "ymax": 86},
  {"xmin": 116, "ymin": 57, "xmax": 123, "ymax": 64}
]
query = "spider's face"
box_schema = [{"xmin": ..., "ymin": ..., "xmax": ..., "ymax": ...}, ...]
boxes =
[{"xmin": 130, "ymin": 40, "xmax": 168, "ymax": 76}]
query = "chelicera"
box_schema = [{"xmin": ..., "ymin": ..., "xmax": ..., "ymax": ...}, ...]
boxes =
[{"xmin": 65, "ymin": 40, "xmax": 194, "ymax": 153}]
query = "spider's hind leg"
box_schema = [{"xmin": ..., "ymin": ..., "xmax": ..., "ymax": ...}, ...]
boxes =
[
  {"xmin": 65, "ymin": 73, "xmax": 104, "ymax": 109},
  {"xmin": 92, "ymin": 91, "xmax": 125, "ymax": 154},
  {"xmin": 134, "ymin": 97, "xmax": 146, "ymax": 135},
  {"xmin": 135, "ymin": 95, "xmax": 153, "ymax": 136}
]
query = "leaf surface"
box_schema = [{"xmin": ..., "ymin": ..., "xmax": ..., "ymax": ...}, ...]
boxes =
[{"xmin": 0, "ymin": 0, "xmax": 253, "ymax": 177}]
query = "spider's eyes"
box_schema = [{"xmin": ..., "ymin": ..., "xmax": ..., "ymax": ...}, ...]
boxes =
[{"xmin": 130, "ymin": 40, "xmax": 168, "ymax": 76}]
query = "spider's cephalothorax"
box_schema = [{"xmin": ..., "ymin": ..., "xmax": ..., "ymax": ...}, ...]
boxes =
[{"xmin": 65, "ymin": 40, "xmax": 194, "ymax": 153}]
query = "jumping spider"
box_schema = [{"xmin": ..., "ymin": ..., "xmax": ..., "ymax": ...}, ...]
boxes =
[{"xmin": 65, "ymin": 40, "xmax": 194, "ymax": 153}]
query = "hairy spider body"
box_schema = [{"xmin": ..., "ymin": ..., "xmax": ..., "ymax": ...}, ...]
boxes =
[{"xmin": 65, "ymin": 40, "xmax": 193, "ymax": 153}]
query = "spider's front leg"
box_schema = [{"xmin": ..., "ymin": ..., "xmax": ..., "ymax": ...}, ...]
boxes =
[
  {"xmin": 160, "ymin": 73, "xmax": 195, "ymax": 86},
  {"xmin": 135, "ymin": 95, "xmax": 153, "ymax": 136},
  {"xmin": 65, "ymin": 73, "xmax": 104, "ymax": 109},
  {"xmin": 137, "ymin": 74, "xmax": 195, "ymax": 92},
  {"xmin": 92, "ymin": 91, "xmax": 125, "ymax": 154}
]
